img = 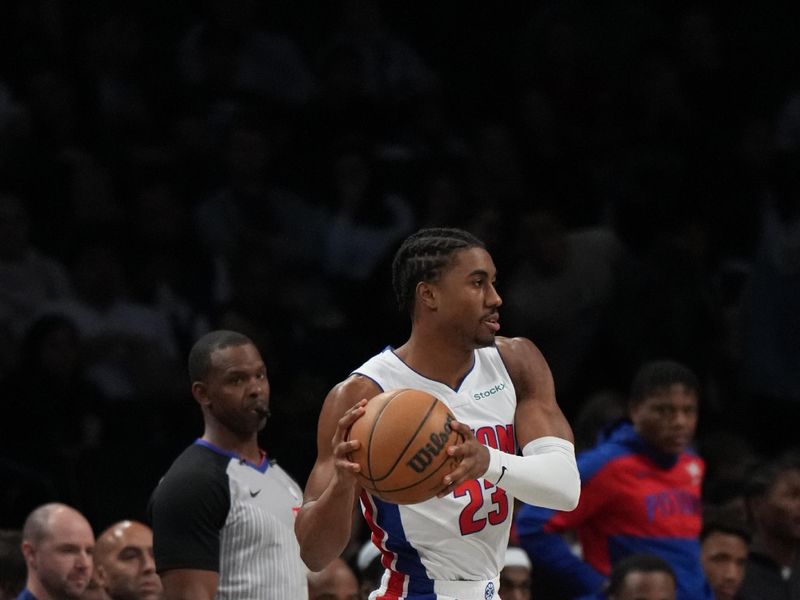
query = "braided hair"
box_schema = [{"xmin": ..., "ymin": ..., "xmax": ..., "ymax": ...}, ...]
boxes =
[{"xmin": 391, "ymin": 228, "xmax": 485, "ymax": 317}]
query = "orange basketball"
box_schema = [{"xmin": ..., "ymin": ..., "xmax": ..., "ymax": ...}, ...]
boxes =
[{"xmin": 347, "ymin": 388, "xmax": 464, "ymax": 504}]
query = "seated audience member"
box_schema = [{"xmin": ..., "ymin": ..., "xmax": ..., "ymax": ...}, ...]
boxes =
[
  {"xmin": 355, "ymin": 540, "xmax": 382, "ymax": 599},
  {"xmin": 606, "ymin": 554, "xmax": 677, "ymax": 600},
  {"xmin": 0, "ymin": 530, "xmax": 25, "ymax": 600},
  {"xmin": 307, "ymin": 556, "xmax": 359, "ymax": 600},
  {"xmin": 80, "ymin": 578, "xmax": 111, "ymax": 600},
  {"xmin": 500, "ymin": 546, "xmax": 532, "ymax": 600},
  {"xmin": 700, "ymin": 508, "xmax": 750, "ymax": 600},
  {"xmin": 739, "ymin": 450, "xmax": 800, "ymax": 599},
  {"xmin": 18, "ymin": 503, "xmax": 94, "ymax": 600},
  {"xmin": 93, "ymin": 521, "xmax": 163, "ymax": 600},
  {"xmin": 515, "ymin": 359, "xmax": 711, "ymax": 600}
]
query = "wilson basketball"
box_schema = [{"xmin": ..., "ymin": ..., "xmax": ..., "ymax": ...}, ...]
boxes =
[{"xmin": 347, "ymin": 388, "xmax": 464, "ymax": 504}]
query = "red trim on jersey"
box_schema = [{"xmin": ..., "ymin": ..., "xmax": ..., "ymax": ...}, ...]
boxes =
[{"xmin": 361, "ymin": 491, "xmax": 405, "ymax": 599}]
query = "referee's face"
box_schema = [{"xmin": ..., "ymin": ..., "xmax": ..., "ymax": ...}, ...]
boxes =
[{"xmin": 203, "ymin": 343, "xmax": 271, "ymax": 435}]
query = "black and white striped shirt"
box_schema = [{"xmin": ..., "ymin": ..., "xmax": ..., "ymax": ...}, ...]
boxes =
[{"xmin": 149, "ymin": 440, "xmax": 307, "ymax": 599}]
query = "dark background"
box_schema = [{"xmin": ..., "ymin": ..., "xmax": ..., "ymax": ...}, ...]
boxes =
[{"xmin": 1, "ymin": 0, "xmax": 799, "ymax": 532}]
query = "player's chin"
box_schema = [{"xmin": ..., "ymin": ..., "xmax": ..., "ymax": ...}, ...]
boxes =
[{"xmin": 474, "ymin": 332, "xmax": 497, "ymax": 347}]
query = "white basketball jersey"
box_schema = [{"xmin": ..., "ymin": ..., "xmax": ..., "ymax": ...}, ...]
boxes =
[{"xmin": 353, "ymin": 345, "xmax": 517, "ymax": 597}]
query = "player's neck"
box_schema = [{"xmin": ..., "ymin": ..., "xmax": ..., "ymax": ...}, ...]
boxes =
[{"xmin": 397, "ymin": 334, "xmax": 475, "ymax": 389}]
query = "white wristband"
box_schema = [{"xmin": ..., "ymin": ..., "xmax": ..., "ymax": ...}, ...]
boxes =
[{"xmin": 483, "ymin": 437, "xmax": 580, "ymax": 511}]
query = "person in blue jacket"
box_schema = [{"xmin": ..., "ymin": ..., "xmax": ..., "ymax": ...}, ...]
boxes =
[{"xmin": 515, "ymin": 359, "xmax": 713, "ymax": 600}]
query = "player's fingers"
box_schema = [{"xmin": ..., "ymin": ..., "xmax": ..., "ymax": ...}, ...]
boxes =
[
  {"xmin": 449, "ymin": 420, "xmax": 473, "ymax": 440},
  {"xmin": 334, "ymin": 438, "xmax": 360, "ymax": 458},
  {"xmin": 334, "ymin": 400, "xmax": 368, "ymax": 443}
]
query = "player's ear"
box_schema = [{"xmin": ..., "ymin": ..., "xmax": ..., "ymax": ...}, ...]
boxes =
[
  {"xmin": 192, "ymin": 381, "xmax": 210, "ymax": 406},
  {"xmin": 417, "ymin": 281, "xmax": 437, "ymax": 310}
]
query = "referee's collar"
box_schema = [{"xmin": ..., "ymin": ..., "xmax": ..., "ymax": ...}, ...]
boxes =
[{"xmin": 194, "ymin": 439, "xmax": 269, "ymax": 472}]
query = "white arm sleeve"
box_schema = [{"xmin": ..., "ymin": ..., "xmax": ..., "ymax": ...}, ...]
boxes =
[{"xmin": 483, "ymin": 437, "xmax": 581, "ymax": 511}]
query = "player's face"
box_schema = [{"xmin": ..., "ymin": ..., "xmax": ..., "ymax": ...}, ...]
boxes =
[
  {"xmin": 434, "ymin": 247, "xmax": 502, "ymax": 348},
  {"xmin": 97, "ymin": 523, "xmax": 163, "ymax": 600},
  {"xmin": 612, "ymin": 571, "xmax": 676, "ymax": 600},
  {"xmin": 204, "ymin": 343, "xmax": 270, "ymax": 436},
  {"xmin": 700, "ymin": 531, "xmax": 748, "ymax": 600},
  {"xmin": 499, "ymin": 565, "xmax": 531, "ymax": 600},
  {"xmin": 28, "ymin": 510, "xmax": 94, "ymax": 600},
  {"xmin": 630, "ymin": 384, "xmax": 698, "ymax": 455}
]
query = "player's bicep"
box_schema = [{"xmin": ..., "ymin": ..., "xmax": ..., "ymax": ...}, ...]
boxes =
[
  {"xmin": 499, "ymin": 337, "xmax": 574, "ymax": 446},
  {"xmin": 160, "ymin": 568, "xmax": 218, "ymax": 600}
]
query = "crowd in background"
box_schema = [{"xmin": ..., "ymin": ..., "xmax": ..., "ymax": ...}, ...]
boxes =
[{"xmin": 1, "ymin": 0, "xmax": 799, "ymax": 565}]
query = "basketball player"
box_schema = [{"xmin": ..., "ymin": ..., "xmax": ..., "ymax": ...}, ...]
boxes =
[
  {"xmin": 148, "ymin": 330, "xmax": 307, "ymax": 599},
  {"xmin": 296, "ymin": 228, "xmax": 580, "ymax": 599}
]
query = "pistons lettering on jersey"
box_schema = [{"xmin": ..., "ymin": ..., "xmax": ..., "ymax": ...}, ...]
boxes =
[
  {"xmin": 645, "ymin": 489, "xmax": 701, "ymax": 522},
  {"xmin": 407, "ymin": 414, "xmax": 455, "ymax": 473},
  {"xmin": 473, "ymin": 383, "xmax": 506, "ymax": 400}
]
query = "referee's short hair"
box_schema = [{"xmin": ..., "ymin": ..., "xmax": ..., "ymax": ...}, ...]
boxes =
[{"xmin": 188, "ymin": 330, "xmax": 253, "ymax": 382}]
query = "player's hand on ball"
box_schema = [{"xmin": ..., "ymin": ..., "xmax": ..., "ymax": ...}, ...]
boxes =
[
  {"xmin": 332, "ymin": 399, "xmax": 367, "ymax": 486},
  {"xmin": 437, "ymin": 420, "xmax": 490, "ymax": 498}
]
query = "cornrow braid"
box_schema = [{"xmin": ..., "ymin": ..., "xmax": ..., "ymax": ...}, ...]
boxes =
[{"xmin": 391, "ymin": 227, "xmax": 485, "ymax": 316}]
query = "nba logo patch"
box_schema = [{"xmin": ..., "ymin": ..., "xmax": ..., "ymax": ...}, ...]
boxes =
[{"xmin": 484, "ymin": 581, "xmax": 495, "ymax": 599}]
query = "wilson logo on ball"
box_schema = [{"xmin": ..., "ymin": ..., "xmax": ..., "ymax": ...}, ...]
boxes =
[{"xmin": 406, "ymin": 414, "xmax": 455, "ymax": 473}]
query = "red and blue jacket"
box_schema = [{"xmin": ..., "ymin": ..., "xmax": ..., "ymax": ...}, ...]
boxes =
[{"xmin": 515, "ymin": 421, "xmax": 712, "ymax": 600}]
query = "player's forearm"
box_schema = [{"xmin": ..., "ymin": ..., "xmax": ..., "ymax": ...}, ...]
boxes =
[
  {"xmin": 484, "ymin": 437, "xmax": 580, "ymax": 510},
  {"xmin": 295, "ymin": 483, "xmax": 357, "ymax": 571}
]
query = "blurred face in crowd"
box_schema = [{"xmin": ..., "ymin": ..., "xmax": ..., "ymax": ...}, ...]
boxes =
[
  {"xmin": 499, "ymin": 565, "xmax": 531, "ymax": 600},
  {"xmin": 754, "ymin": 468, "xmax": 800, "ymax": 542},
  {"xmin": 630, "ymin": 384, "xmax": 698, "ymax": 454},
  {"xmin": 23, "ymin": 506, "xmax": 94, "ymax": 600},
  {"xmin": 307, "ymin": 557, "xmax": 359, "ymax": 600},
  {"xmin": 700, "ymin": 531, "xmax": 748, "ymax": 600},
  {"xmin": 94, "ymin": 521, "xmax": 163, "ymax": 600},
  {"xmin": 611, "ymin": 570, "xmax": 676, "ymax": 600}
]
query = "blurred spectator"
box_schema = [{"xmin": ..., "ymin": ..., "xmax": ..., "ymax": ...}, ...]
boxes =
[
  {"xmin": 700, "ymin": 507, "xmax": 751, "ymax": 600},
  {"xmin": 605, "ymin": 553, "xmax": 677, "ymax": 600},
  {"xmin": 500, "ymin": 546, "xmax": 532, "ymax": 600},
  {"xmin": 37, "ymin": 236, "xmax": 180, "ymax": 401},
  {"xmin": 0, "ymin": 193, "xmax": 72, "ymax": 343},
  {"xmin": 177, "ymin": 0, "xmax": 315, "ymax": 107},
  {"xmin": 18, "ymin": 503, "xmax": 94, "ymax": 600},
  {"xmin": 81, "ymin": 577, "xmax": 112, "ymax": 600},
  {"xmin": 741, "ymin": 155, "xmax": 800, "ymax": 455},
  {"xmin": 93, "ymin": 520, "xmax": 163, "ymax": 600},
  {"xmin": 466, "ymin": 121, "xmax": 527, "ymax": 208},
  {"xmin": 697, "ymin": 430, "xmax": 759, "ymax": 516},
  {"xmin": 739, "ymin": 450, "xmax": 800, "ymax": 599},
  {"xmin": 193, "ymin": 111, "xmax": 325, "ymax": 308},
  {"xmin": 307, "ymin": 556, "xmax": 359, "ymax": 600},
  {"xmin": 355, "ymin": 540, "xmax": 382, "ymax": 600},
  {"xmin": 317, "ymin": 0, "xmax": 437, "ymax": 104},
  {"xmin": 572, "ymin": 391, "xmax": 626, "ymax": 453},
  {"xmin": 125, "ymin": 179, "xmax": 212, "ymax": 359},
  {"xmin": 503, "ymin": 207, "xmax": 626, "ymax": 410},
  {"xmin": 515, "ymin": 359, "xmax": 711, "ymax": 600},
  {"xmin": 320, "ymin": 142, "xmax": 415, "ymax": 284},
  {"xmin": 0, "ymin": 530, "xmax": 25, "ymax": 600},
  {"xmin": 0, "ymin": 314, "xmax": 105, "ymax": 514}
]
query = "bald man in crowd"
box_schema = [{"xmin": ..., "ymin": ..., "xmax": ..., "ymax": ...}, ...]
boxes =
[
  {"xmin": 92, "ymin": 522, "xmax": 163, "ymax": 600},
  {"xmin": 17, "ymin": 503, "xmax": 94, "ymax": 600},
  {"xmin": 306, "ymin": 557, "xmax": 359, "ymax": 600}
]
